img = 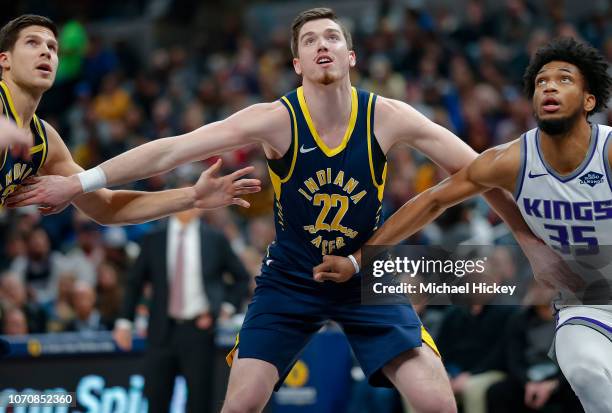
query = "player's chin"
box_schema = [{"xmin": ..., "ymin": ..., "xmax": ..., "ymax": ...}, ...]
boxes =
[
  {"xmin": 316, "ymin": 72, "xmax": 340, "ymax": 86},
  {"xmin": 30, "ymin": 77, "xmax": 54, "ymax": 91}
]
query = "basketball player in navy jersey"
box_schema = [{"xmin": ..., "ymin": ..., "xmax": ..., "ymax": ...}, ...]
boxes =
[
  {"xmin": 10, "ymin": 8, "xmax": 547, "ymax": 413},
  {"xmin": 0, "ymin": 15, "xmax": 259, "ymax": 221},
  {"xmin": 316, "ymin": 38, "xmax": 612, "ymax": 412}
]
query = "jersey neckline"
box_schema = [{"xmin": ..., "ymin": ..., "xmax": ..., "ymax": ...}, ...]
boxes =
[{"xmin": 296, "ymin": 86, "xmax": 358, "ymax": 157}]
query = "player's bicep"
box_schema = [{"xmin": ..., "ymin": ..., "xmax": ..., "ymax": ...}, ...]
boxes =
[
  {"xmin": 36, "ymin": 122, "xmax": 114, "ymax": 216},
  {"xmin": 38, "ymin": 121, "xmax": 84, "ymax": 176},
  {"xmin": 170, "ymin": 101, "xmax": 288, "ymax": 163},
  {"xmin": 466, "ymin": 142, "xmax": 520, "ymax": 193},
  {"xmin": 432, "ymin": 166, "xmax": 487, "ymax": 209},
  {"xmin": 375, "ymin": 98, "xmax": 476, "ymax": 173}
]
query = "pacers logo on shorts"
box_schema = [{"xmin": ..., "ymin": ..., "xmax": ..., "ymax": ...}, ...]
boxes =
[{"xmin": 284, "ymin": 360, "xmax": 309, "ymax": 387}]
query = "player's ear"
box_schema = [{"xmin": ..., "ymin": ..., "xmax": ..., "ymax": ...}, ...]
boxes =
[
  {"xmin": 293, "ymin": 57, "xmax": 302, "ymax": 76},
  {"xmin": 583, "ymin": 91, "xmax": 596, "ymax": 113},
  {"xmin": 0, "ymin": 52, "xmax": 10, "ymax": 71},
  {"xmin": 348, "ymin": 50, "xmax": 356, "ymax": 68}
]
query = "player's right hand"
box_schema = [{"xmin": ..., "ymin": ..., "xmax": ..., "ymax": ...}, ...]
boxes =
[
  {"xmin": 0, "ymin": 118, "xmax": 33, "ymax": 160},
  {"xmin": 313, "ymin": 255, "xmax": 356, "ymax": 283},
  {"xmin": 524, "ymin": 241, "xmax": 585, "ymax": 293},
  {"xmin": 113, "ymin": 326, "xmax": 133, "ymax": 351}
]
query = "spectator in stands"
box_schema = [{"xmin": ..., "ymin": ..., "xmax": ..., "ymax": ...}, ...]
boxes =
[
  {"xmin": 2, "ymin": 306, "xmax": 29, "ymax": 335},
  {"xmin": 44, "ymin": 272, "xmax": 76, "ymax": 332},
  {"xmin": 0, "ymin": 272, "xmax": 47, "ymax": 333},
  {"xmin": 96, "ymin": 261, "xmax": 124, "ymax": 327},
  {"xmin": 64, "ymin": 211, "xmax": 104, "ymax": 286},
  {"xmin": 9, "ymin": 226, "xmax": 67, "ymax": 303},
  {"xmin": 436, "ymin": 301, "xmax": 516, "ymax": 413},
  {"xmin": 487, "ymin": 282, "xmax": 582, "ymax": 412},
  {"xmin": 66, "ymin": 281, "xmax": 109, "ymax": 332}
]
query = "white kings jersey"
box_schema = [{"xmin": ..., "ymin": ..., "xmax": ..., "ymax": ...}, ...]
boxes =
[{"xmin": 515, "ymin": 123, "xmax": 612, "ymax": 309}]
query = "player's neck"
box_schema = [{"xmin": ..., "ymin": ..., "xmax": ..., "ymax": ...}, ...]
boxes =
[
  {"xmin": 301, "ymin": 79, "xmax": 353, "ymax": 143},
  {"xmin": 1, "ymin": 77, "xmax": 42, "ymax": 128},
  {"xmin": 539, "ymin": 118, "xmax": 592, "ymax": 175}
]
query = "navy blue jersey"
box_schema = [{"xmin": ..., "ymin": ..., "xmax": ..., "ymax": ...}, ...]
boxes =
[
  {"xmin": 0, "ymin": 81, "xmax": 48, "ymax": 205},
  {"xmin": 264, "ymin": 87, "xmax": 386, "ymax": 281}
]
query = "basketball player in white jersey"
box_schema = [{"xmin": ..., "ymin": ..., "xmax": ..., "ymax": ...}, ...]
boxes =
[{"xmin": 315, "ymin": 37, "xmax": 612, "ymax": 412}]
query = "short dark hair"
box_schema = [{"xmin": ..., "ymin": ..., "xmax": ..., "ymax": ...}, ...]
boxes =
[
  {"xmin": 291, "ymin": 7, "xmax": 352, "ymax": 58},
  {"xmin": 523, "ymin": 37, "xmax": 611, "ymax": 114},
  {"xmin": 0, "ymin": 14, "xmax": 58, "ymax": 53}
]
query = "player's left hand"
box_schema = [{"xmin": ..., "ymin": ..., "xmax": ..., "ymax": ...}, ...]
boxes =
[
  {"xmin": 193, "ymin": 159, "xmax": 261, "ymax": 209},
  {"xmin": 5, "ymin": 175, "xmax": 71, "ymax": 215},
  {"xmin": 313, "ymin": 254, "xmax": 356, "ymax": 283}
]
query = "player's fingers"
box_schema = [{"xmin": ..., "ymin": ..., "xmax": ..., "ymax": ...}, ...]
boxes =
[
  {"xmin": 205, "ymin": 158, "xmax": 223, "ymax": 176},
  {"xmin": 313, "ymin": 272, "xmax": 338, "ymax": 282},
  {"xmin": 233, "ymin": 186, "xmax": 261, "ymax": 195},
  {"xmin": 229, "ymin": 166, "xmax": 255, "ymax": 180},
  {"xmin": 6, "ymin": 194, "xmax": 43, "ymax": 208},
  {"xmin": 231, "ymin": 198, "xmax": 250, "ymax": 208},
  {"xmin": 21, "ymin": 176, "xmax": 42, "ymax": 185},
  {"xmin": 6, "ymin": 186, "xmax": 35, "ymax": 202},
  {"xmin": 5, "ymin": 190, "xmax": 38, "ymax": 206},
  {"xmin": 233, "ymin": 178, "xmax": 260, "ymax": 188},
  {"xmin": 313, "ymin": 261, "xmax": 332, "ymax": 274}
]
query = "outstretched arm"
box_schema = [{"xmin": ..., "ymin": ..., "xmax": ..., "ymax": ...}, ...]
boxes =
[
  {"xmin": 313, "ymin": 142, "xmax": 518, "ymax": 281},
  {"xmin": 315, "ymin": 138, "xmax": 582, "ymax": 292},
  {"xmin": 7, "ymin": 123, "xmax": 260, "ymax": 225},
  {"xmin": 375, "ymin": 98, "xmax": 540, "ymax": 251},
  {"xmin": 11, "ymin": 102, "xmax": 287, "ymax": 208}
]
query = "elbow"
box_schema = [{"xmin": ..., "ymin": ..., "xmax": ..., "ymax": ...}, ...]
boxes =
[
  {"xmin": 146, "ymin": 137, "xmax": 178, "ymax": 174},
  {"xmin": 428, "ymin": 197, "xmax": 444, "ymax": 217},
  {"xmin": 89, "ymin": 212, "xmax": 116, "ymax": 226}
]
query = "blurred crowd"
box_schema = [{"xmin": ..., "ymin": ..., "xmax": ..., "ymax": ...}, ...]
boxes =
[{"xmin": 0, "ymin": 0, "xmax": 610, "ymax": 411}]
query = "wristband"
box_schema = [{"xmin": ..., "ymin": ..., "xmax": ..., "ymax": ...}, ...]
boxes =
[
  {"xmin": 77, "ymin": 167, "xmax": 107, "ymax": 193},
  {"xmin": 348, "ymin": 254, "xmax": 360, "ymax": 274}
]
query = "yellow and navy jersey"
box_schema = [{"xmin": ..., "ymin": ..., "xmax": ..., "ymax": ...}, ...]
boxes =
[
  {"xmin": 264, "ymin": 86, "xmax": 386, "ymax": 281},
  {"xmin": 0, "ymin": 81, "xmax": 48, "ymax": 206}
]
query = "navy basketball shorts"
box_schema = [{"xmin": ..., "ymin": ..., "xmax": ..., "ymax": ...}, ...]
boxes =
[{"xmin": 227, "ymin": 270, "xmax": 439, "ymax": 389}]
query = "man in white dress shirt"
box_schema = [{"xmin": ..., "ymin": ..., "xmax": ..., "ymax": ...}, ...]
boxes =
[{"xmin": 114, "ymin": 207, "xmax": 251, "ymax": 413}]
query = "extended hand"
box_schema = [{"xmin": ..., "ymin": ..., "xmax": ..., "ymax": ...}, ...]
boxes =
[
  {"xmin": 193, "ymin": 159, "xmax": 261, "ymax": 209},
  {"xmin": 313, "ymin": 254, "xmax": 357, "ymax": 283},
  {"xmin": 524, "ymin": 241, "xmax": 585, "ymax": 293},
  {"xmin": 5, "ymin": 175, "xmax": 75, "ymax": 215}
]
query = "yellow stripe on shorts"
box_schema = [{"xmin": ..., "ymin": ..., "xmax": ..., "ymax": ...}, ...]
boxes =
[
  {"xmin": 421, "ymin": 326, "xmax": 440, "ymax": 357},
  {"xmin": 226, "ymin": 333, "xmax": 240, "ymax": 367}
]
